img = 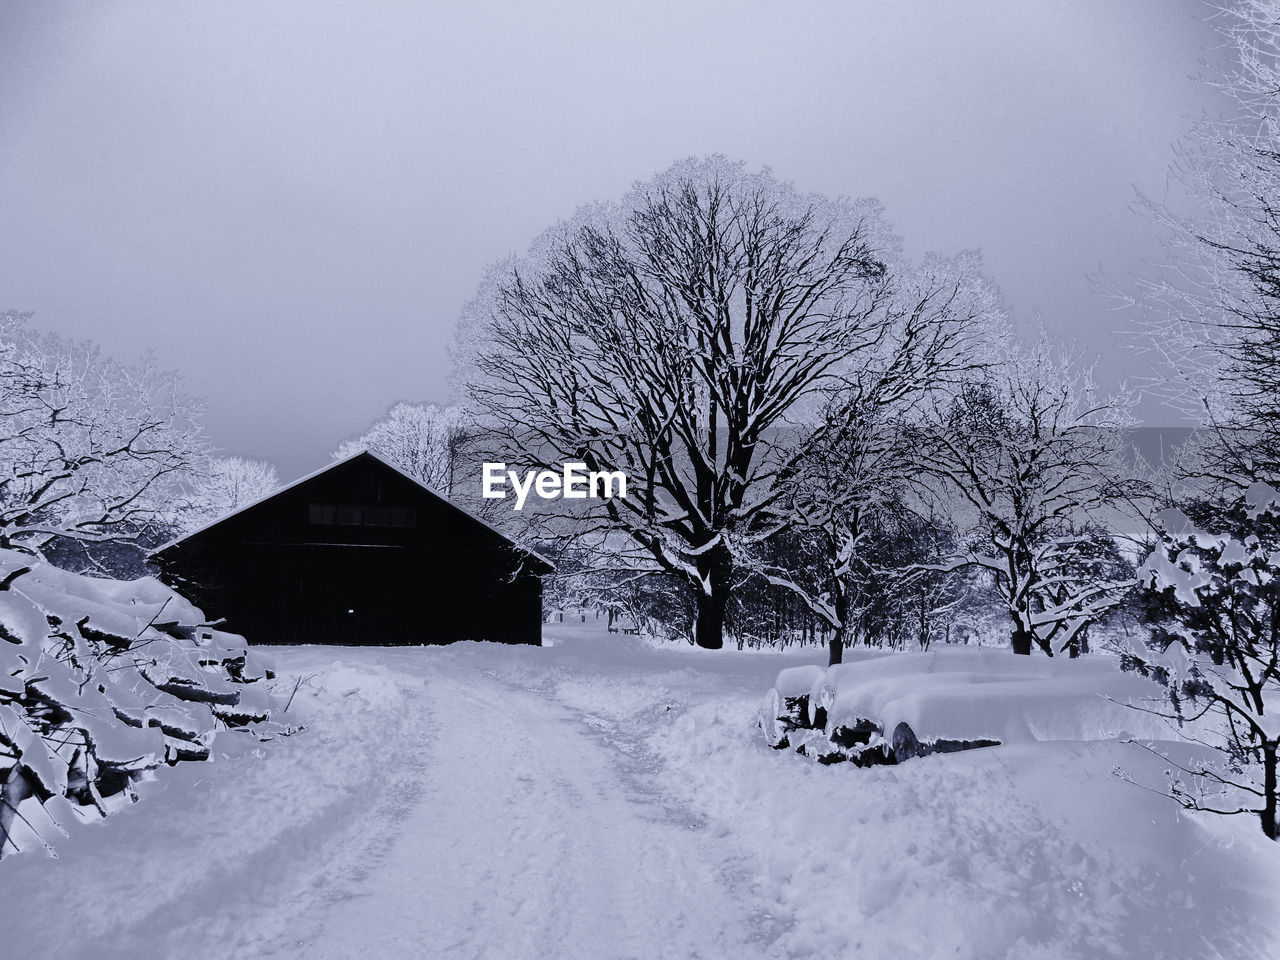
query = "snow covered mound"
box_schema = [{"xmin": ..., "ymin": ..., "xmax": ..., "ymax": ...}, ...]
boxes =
[
  {"xmin": 761, "ymin": 647, "xmax": 1168, "ymax": 765},
  {"xmin": 0, "ymin": 549, "xmax": 287, "ymax": 858}
]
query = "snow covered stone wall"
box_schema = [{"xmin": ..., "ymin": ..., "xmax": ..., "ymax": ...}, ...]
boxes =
[
  {"xmin": 760, "ymin": 647, "xmax": 1167, "ymax": 766},
  {"xmin": 0, "ymin": 549, "xmax": 287, "ymax": 858}
]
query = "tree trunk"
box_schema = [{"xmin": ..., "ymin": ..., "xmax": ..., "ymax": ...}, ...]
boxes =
[
  {"xmin": 1064, "ymin": 629, "xmax": 1089, "ymax": 659},
  {"xmin": 693, "ymin": 589, "xmax": 726, "ymax": 649},
  {"xmin": 1263, "ymin": 743, "xmax": 1278, "ymax": 841},
  {"xmin": 0, "ymin": 767, "xmax": 34, "ymax": 859},
  {"xmin": 1064, "ymin": 630, "xmax": 1080, "ymax": 658},
  {"xmin": 828, "ymin": 627, "xmax": 846, "ymax": 666},
  {"xmin": 1011, "ymin": 625, "xmax": 1034, "ymax": 656},
  {"xmin": 828, "ymin": 587, "xmax": 850, "ymax": 666},
  {"xmin": 692, "ymin": 542, "xmax": 734, "ymax": 649}
]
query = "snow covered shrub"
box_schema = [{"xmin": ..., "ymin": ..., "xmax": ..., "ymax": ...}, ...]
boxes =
[
  {"xmin": 0, "ymin": 549, "xmax": 287, "ymax": 858},
  {"xmin": 1123, "ymin": 482, "xmax": 1280, "ymax": 840}
]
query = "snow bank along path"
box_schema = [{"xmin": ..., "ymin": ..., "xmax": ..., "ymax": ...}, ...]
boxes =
[{"xmin": 1, "ymin": 625, "xmax": 1278, "ymax": 959}]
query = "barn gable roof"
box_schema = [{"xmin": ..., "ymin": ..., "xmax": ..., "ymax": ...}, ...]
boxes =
[{"xmin": 151, "ymin": 449, "xmax": 553, "ymax": 572}]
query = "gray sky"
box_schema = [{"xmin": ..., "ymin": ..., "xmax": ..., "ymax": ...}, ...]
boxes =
[{"xmin": 1, "ymin": 1, "xmax": 1220, "ymax": 478}]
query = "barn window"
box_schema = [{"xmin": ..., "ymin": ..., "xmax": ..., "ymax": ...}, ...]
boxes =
[
  {"xmin": 308, "ymin": 502, "xmax": 414, "ymax": 527},
  {"xmin": 308, "ymin": 503, "xmax": 336, "ymax": 524},
  {"xmin": 389, "ymin": 507, "xmax": 417, "ymax": 527}
]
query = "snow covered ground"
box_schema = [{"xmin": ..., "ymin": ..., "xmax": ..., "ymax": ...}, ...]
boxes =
[{"xmin": 2, "ymin": 624, "xmax": 1278, "ymax": 959}]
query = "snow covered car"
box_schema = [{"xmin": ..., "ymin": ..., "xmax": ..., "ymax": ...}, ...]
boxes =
[{"xmin": 759, "ymin": 646, "xmax": 1166, "ymax": 765}]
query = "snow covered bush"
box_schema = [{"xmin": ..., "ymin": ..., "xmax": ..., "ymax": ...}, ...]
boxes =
[
  {"xmin": 1123, "ymin": 482, "xmax": 1280, "ymax": 840},
  {"xmin": 761, "ymin": 647, "xmax": 1164, "ymax": 766},
  {"xmin": 0, "ymin": 549, "xmax": 286, "ymax": 858}
]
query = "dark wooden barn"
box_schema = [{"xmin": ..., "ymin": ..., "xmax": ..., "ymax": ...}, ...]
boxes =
[{"xmin": 151, "ymin": 450, "xmax": 550, "ymax": 646}]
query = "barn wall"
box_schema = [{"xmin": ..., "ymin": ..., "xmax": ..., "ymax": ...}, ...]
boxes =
[{"xmin": 156, "ymin": 455, "xmax": 546, "ymax": 647}]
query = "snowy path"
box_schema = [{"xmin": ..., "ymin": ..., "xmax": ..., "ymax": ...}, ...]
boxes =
[{"xmin": 299, "ymin": 673, "xmax": 769, "ymax": 960}]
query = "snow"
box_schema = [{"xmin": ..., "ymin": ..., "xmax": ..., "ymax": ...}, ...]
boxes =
[
  {"xmin": 1245, "ymin": 480, "xmax": 1280, "ymax": 518},
  {"xmin": 1, "ymin": 550, "xmax": 283, "ymax": 853},
  {"xmin": 0, "ymin": 625, "xmax": 1276, "ymax": 959},
  {"xmin": 790, "ymin": 646, "xmax": 1173, "ymax": 747},
  {"xmin": 14, "ymin": 561, "xmax": 206, "ymax": 639},
  {"xmin": 772, "ymin": 663, "xmax": 825, "ymax": 699}
]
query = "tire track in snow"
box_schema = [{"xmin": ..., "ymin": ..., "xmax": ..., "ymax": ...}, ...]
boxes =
[
  {"xmin": 300, "ymin": 672, "xmax": 777, "ymax": 960},
  {"xmin": 148, "ymin": 657, "xmax": 440, "ymax": 960}
]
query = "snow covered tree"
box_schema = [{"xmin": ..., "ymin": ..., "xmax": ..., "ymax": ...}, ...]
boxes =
[
  {"xmin": 458, "ymin": 156, "xmax": 993, "ymax": 649},
  {"xmin": 1124, "ymin": 482, "xmax": 1280, "ymax": 840},
  {"xmin": 754, "ymin": 403, "xmax": 908, "ymax": 663},
  {"xmin": 1128, "ymin": 1, "xmax": 1280, "ymax": 481},
  {"xmin": 178, "ymin": 456, "xmax": 280, "ymax": 531},
  {"xmin": 913, "ymin": 343, "xmax": 1136, "ymax": 655},
  {"xmin": 335, "ymin": 402, "xmax": 468, "ymax": 497},
  {"xmin": 0, "ymin": 312, "xmax": 207, "ymax": 570},
  {"xmin": 846, "ymin": 506, "xmax": 972, "ymax": 653},
  {"xmin": 1115, "ymin": 5, "xmax": 1280, "ymax": 841},
  {"xmin": 755, "ymin": 256, "xmax": 991, "ymax": 665}
]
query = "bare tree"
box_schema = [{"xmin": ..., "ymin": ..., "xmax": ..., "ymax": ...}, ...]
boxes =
[
  {"xmin": 912, "ymin": 342, "xmax": 1136, "ymax": 655},
  {"xmin": 336, "ymin": 402, "xmax": 469, "ymax": 497},
  {"xmin": 458, "ymin": 157, "xmax": 993, "ymax": 648},
  {"xmin": 0, "ymin": 312, "xmax": 207, "ymax": 563},
  {"xmin": 752, "ymin": 254, "xmax": 993, "ymax": 663},
  {"xmin": 757, "ymin": 404, "xmax": 906, "ymax": 663}
]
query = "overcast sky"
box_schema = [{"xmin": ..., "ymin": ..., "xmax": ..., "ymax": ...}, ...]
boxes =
[{"xmin": 0, "ymin": 1, "xmax": 1221, "ymax": 478}]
